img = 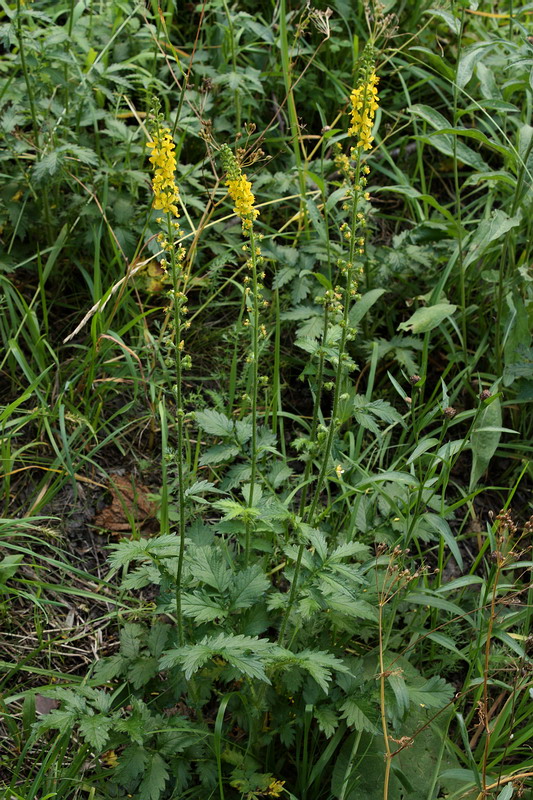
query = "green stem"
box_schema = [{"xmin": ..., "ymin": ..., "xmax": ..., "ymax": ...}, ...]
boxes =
[
  {"xmin": 245, "ymin": 227, "xmax": 260, "ymax": 567},
  {"xmin": 222, "ymin": 0, "xmax": 241, "ymax": 133},
  {"xmin": 298, "ymin": 306, "xmax": 329, "ymax": 517},
  {"xmin": 279, "ymin": 139, "xmax": 366, "ymax": 643},
  {"xmin": 452, "ymin": 7, "xmax": 468, "ymax": 366},
  {"xmin": 16, "ymin": 0, "xmax": 38, "ymax": 138},
  {"xmin": 167, "ymin": 214, "xmax": 187, "ymax": 647},
  {"xmin": 279, "ymin": 0, "xmax": 308, "ymax": 229}
]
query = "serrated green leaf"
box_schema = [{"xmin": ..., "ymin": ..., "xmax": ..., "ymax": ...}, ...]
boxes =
[
  {"xmin": 407, "ymin": 675, "xmax": 454, "ymax": 709},
  {"xmin": 127, "ymin": 656, "xmax": 158, "ymax": 689},
  {"xmin": 139, "ymin": 753, "xmax": 169, "ymax": 800},
  {"xmin": 272, "ymin": 266, "xmax": 297, "ymax": 289},
  {"xmin": 147, "ymin": 623, "xmax": 170, "ymax": 659},
  {"xmin": 199, "ymin": 444, "xmax": 239, "ymax": 466},
  {"xmin": 93, "ymin": 654, "xmax": 125, "ymax": 683},
  {"xmin": 115, "ymin": 745, "xmax": 148, "ymax": 782},
  {"xmin": 314, "ymin": 706, "xmax": 338, "ymax": 737},
  {"xmin": 339, "ymin": 698, "xmax": 378, "ymax": 733},
  {"xmin": 229, "ymin": 565, "xmax": 270, "ymax": 610},
  {"xmin": 196, "ymin": 409, "xmax": 234, "ymax": 437},
  {"xmin": 79, "ymin": 713, "xmax": 113, "ymax": 750},
  {"xmin": 181, "ymin": 591, "xmax": 226, "ymax": 622},
  {"xmin": 120, "ymin": 623, "xmax": 143, "ymax": 659},
  {"xmin": 188, "ymin": 546, "xmax": 232, "ymax": 593}
]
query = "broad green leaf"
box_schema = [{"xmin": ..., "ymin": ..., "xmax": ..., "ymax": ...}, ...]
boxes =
[
  {"xmin": 423, "ymin": 8, "xmax": 460, "ymax": 35},
  {"xmin": 375, "ymin": 184, "xmax": 456, "ymax": 225},
  {"xmin": 464, "ymin": 210, "xmax": 521, "ymax": 268},
  {"xmin": 348, "ymin": 288, "xmax": 385, "ymax": 327},
  {"xmin": 398, "ymin": 303, "xmax": 457, "ymax": 334},
  {"xmin": 430, "ymin": 127, "xmax": 510, "ymax": 158},
  {"xmin": 407, "ymin": 592, "xmax": 465, "ymax": 618},
  {"xmin": 496, "ymin": 784, "xmax": 515, "ymax": 800},
  {"xmin": 469, "ymin": 396, "xmax": 502, "ymax": 490},
  {"xmin": 409, "ymin": 46, "xmax": 454, "ymax": 80},
  {"xmin": 0, "ymin": 554, "xmax": 23, "ymax": 584},
  {"xmin": 406, "ymin": 437, "xmax": 439, "ymax": 464},
  {"xmin": 424, "ymin": 513, "xmax": 463, "ymax": 571},
  {"xmin": 457, "ymin": 42, "xmax": 498, "ymax": 89}
]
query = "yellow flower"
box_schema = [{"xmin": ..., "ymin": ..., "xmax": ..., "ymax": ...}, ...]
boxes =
[
  {"xmin": 146, "ymin": 128, "xmax": 180, "ymax": 217},
  {"xmin": 267, "ymin": 779, "xmax": 285, "ymax": 797},
  {"xmin": 348, "ymin": 72, "xmax": 379, "ymax": 151},
  {"xmin": 220, "ymin": 143, "xmax": 259, "ymax": 233},
  {"xmin": 102, "ymin": 750, "xmax": 118, "ymax": 768},
  {"xmin": 226, "ymin": 174, "xmax": 259, "ymax": 231}
]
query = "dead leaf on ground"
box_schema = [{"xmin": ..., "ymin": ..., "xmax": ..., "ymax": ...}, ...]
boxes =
[
  {"xmin": 35, "ymin": 694, "xmax": 60, "ymax": 715},
  {"xmin": 93, "ymin": 474, "xmax": 157, "ymax": 535}
]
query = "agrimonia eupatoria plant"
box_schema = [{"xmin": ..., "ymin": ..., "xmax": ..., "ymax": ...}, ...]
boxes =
[{"xmin": 146, "ymin": 101, "xmax": 189, "ymax": 646}]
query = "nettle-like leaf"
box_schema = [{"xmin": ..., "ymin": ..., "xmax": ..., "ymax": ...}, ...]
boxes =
[
  {"xmin": 33, "ymin": 708, "xmax": 77, "ymax": 737},
  {"xmin": 138, "ymin": 753, "xmax": 169, "ymax": 800},
  {"xmin": 108, "ymin": 535, "xmax": 182, "ymax": 570},
  {"xmin": 314, "ymin": 705, "xmax": 339, "ymax": 737},
  {"xmin": 121, "ymin": 564, "xmax": 162, "ymax": 590},
  {"xmin": 185, "ymin": 479, "xmax": 226, "ymax": 504},
  {"xmin": 127, "ymin": 656, "xmax": 158, "ymax": 689},
  {"xmin": 181, "ymin": 591, "xmax": 226, "ymax": 622},
  {"xmin": 120, "ymin": 623, "xmax": 143, "ymax": 659},
  {"xmin": 228, "ymin": 565, "xmax": 270, "ymax": 610},
  {"xmin": 160, "ymin": 633, "xmax": 278, "ymax": 682},
  {"xmin": 147, "ymin": 623, "xmax": 171, "ymax": 659},
  {"xmin": 187, "ymin": 545, "xmax": 232, "ymax": 593},
  {"xmin": 195, "ymin": 409, "xmax": 235, "ymax": 438},
  {"xmin": 93, "ymin": 654, "xmax": 124, "ymax": 683},
  {"xmin": 407, "ymin": 675, "xmax": 454, "ymax": 709},
  {"xmin": 339, "ymin": 697, "xmax": 379, "ymax": 734},
  {"xmin": 79, "ymin": 713, "xmax": 113, "ymax": 750},
  {"xmin": 199, "ymin": 444, "xmax": 239, "ymax": 466},
  {"xmin": 115, "ymin": 744, "xmax": 148, "ymax": 783},
  {"xmin": 352, "ymin": 395, "xmax": 405, "ymax": 434},
  {"xmin": 213, "ymin": 498, "xmax": 260, "ymax": 521},
  {"xmin": 277, "ymin": 649, "xmax": 350, "ymax": 694}
]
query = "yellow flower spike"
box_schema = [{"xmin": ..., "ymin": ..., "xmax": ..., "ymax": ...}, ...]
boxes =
[
  {"xmin": 220, "ymin": 143, "xmax": 259, "ymax": 234},
  {"xmin": 348, "ymin": 71, "xmax": 380, "ymax": 151},
  {"xmin": 225, "ymin": 174, "xmax": 259, "ymax": 232},
  {"xmin": 146, "ymin": 128, "xmax": 180, "ymax": 217}
]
